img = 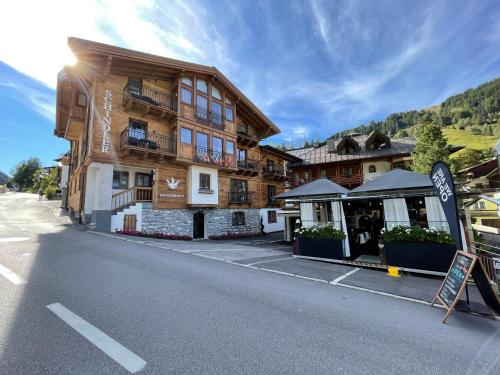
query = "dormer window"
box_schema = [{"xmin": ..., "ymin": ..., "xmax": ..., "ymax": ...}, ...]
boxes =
[
  {"xmin": 336, "ymin": 136, "xmax": 360, "ymax": 154},
  {"xmin": 365, "ymin": 130, "xmax": 391, "ymax": 150}
]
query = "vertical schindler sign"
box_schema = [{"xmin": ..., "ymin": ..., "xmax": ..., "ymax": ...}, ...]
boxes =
[{"xmin": 430, "ymin": 161, "xmax": 462, "ymax": 249}]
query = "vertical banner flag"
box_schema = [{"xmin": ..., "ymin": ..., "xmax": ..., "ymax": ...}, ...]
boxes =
[{"xmin": 430, "ymin": 161, "xmax": 462, "ymax": 250}]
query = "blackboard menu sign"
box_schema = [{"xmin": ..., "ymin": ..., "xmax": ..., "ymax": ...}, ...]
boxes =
[{"xmin": 432, "ymin": 251, "xmax": 477, "ymax": 323}]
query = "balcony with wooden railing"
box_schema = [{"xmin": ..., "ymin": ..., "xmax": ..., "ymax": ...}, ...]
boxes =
[
  {"xmin": 228, "ymin": 192, "xmax": 254, "ymax": 204},
  {"xmin": 111, "ymin": 186, "xmax": 153, "ymax": 212},
  {"xmin": 237, "ymin": 128, "xmax": 260, "ymax": 147},
  {"xmin": 236, "ymin": 159, "xmax": 260, "ymax": 176},
  {"xmin": 262, "ymin": 166, "xmax": 289, "ymax": 181},
  {"xmin": 120, "ymin": 128, "xmax": 177, "ymax": 158},
  {"xmin": 123, "ymin": 83, "xmax": 177, "ymax": 119},
  {"xmin": 192, "ymin": 146, "xmax": 236, "ymax": 169}
]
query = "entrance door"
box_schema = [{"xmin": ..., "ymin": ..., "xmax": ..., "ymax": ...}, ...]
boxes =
[
  {"xmin": 135, "ymin": 172, "xmax": 153, "ymax": 187},
  {"xmin": 193, "ymin": 212, "xmax": 204, "ymax": 239}
]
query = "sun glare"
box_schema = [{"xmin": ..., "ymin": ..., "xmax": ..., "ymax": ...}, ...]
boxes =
[{"xmin": 63, "ymin": 48, "xmax": 77, "ymax": 67}]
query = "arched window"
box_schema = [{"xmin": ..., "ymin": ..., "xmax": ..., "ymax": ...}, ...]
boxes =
[{"xmin": 368, "ymin": 165, "xmax": 376, "ymax": 173}]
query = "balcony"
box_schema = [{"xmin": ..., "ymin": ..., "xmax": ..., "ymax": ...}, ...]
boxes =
[
  {"xmin": 64, "ymin": 106, "xmax": 85, "ymax": 141},
  {"xmin": 228, "ymin": 192, "xmax": 253, "ymax": 204},
  {"xmin": 331, "ymin": 174, "xmax": 363, "ymax": 187},
  {"xmin": 262, "ymin": 166, "xmax": 288, "ymax": 181},
  {"xmin": 192, "ymin": 146, "xmax": 236, "ymax": 169},
  {"xmin": 194, "ymin": 106, "xmax": 225, "ymax": 131},
  {"xmin": 123, "ymin": 84, "xmax": 177, "ymax": 119},
  {"xmin": 236, "ymin": 159, "xmax": 260, "ymax": 176},
  {"xmin": 237, "ymin": 130, "xmax": 259, "ymax": 147},
  {"xmin": 120, "ymin": 128, "xmax": 176, "ymax": 158}
]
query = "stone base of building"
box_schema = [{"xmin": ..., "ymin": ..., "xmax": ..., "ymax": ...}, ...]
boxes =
[{"xmin": 140, "ymin": 207, "xmax": 261, "ymax": 239}]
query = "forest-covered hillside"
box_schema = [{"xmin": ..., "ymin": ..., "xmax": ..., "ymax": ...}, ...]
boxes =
[{"xmin": 331, "ymin": 76, "xmax": 500, "ymax": 139}]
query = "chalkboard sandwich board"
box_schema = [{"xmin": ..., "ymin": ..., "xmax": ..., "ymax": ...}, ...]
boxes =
[
  {"xmin": 432, "ymin": 251, "xmax": 476, "ymax": 323},
  {"xmin": 432, "ymin": 250, "xmax": 500, "ymax": 323}
]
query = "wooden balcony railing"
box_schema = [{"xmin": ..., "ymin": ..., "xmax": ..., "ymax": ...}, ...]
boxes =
[
  {"xmin": 237, "ymin": 130, "xmax": 259, "ymax": 146},
  {"xmin": 229, "ymin": 192, "xmax": 253, "ymax": 204},
  {"xmin": 123, "ymin": 83, "xmax": 177, "ymax": 116},
  {"xmin": 112, "ymin": 186, "xmax": 153, "ymax": 212},
  {"xmin": 262, "ymin": 166, "xmax": 288, "ymax": 181},
  {"xmin": 237, "ymin": 159, "xmax": 260, "ymax": 176},
  {"xmin": 120, "ymin": 128, "xmax": 176, "ymax": 156},
  {"xmin": 193, "ymin": 146, "xmax": 236, "ymax": 168}
]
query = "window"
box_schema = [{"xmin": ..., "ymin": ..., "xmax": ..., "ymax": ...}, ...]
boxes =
[
  {"xmin": 303, "ymin": 171, "xmax": 309, "ymax": 180},
  {"xmin": 475, "ymin": 201, "xmax": 486, "ymax": 210},
  {"xmin": 225, "ymin": 106, "xmax": 234, "ymax": 122},
  {"xmin": 231, "ymin": 179, "xmax": 248, "ymax": 193},
  {"xmin": 238, "ymin": 149, "xmax": 247, "ymax": 161},
  {"xmin": 212, "ymin": 137, "xmax": 223, "ymax": 152},
  {"xmin": 341, "ymin": 167, "xmax": 353, "ymax": 177},
  {"xmin": 320, "ymin": 169, "xmax": 327, "ymax": 178},
  {"xmin": 113, "ymin": 171, "xmax": 129, "ymax": 189},
  {"xmin": 76, "ymin": 92, "xmax": 87, "ymax": 107},
  {"xmin": 196, "ymin": 132, "xmax": 208, "ymax": 148},
  {"xmin": 196, "ymin": 95, "xmax": 208, "ymax": 119},
  {"xmin": 181, "ymin": 128, "xmax": 192, "ymax": 144},
  {"xmin": 196, "ymin": 79, "xmax": 208, "ymax": 93},
  {"xmin": 199, "ymin": 173, "xmax": 211, "ymax": 191},
  {"xmin": 128, "ymin": 78, "xmax": 142, "ymax": 96},
  {"xmin": 211, "ymin": 101, "xmax": 222, "ymax": 125},
  {"xmin": 267, "ymin": 185, "xmax": 276, "ymax": 201},
  {"xmin": 267, "ymin": 210, "xmax": 277, "ymax": 223},
  {"xmin": 212, "ymin": 86, "xmax": 221, "ymax": 100},
  {"xmin": 181, "ymin": 88, "xmax": 192, "ymax": 104},
  {"xmin": 225, "ymin": 97, "xmax": 232, "ymax": 105},
  {"xmin": 136, "ymin": 173, "xmax": 152, "ymax": 187},
  {"xmin": 226, "ymin": 140, "xmax": 234, "ymax": 155},
  {"xmin": 368, "ymin": 165, "xmax": 377, "ymax": 173},
  {"xmin": 128, "ymin": 118, "xmax": 147, "ymax": 140},
  {"xmin": 232, "ymin": 211, "xmax": 245, "ymax": 226},
  {"xmin": 181, "ymin": 76, "xmax": 192, "ymax": 87}
]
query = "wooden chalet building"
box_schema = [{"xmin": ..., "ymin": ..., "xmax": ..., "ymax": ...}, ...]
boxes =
[
  {"xmin": 54, "ymin": 38, "xmax": 296, "ymax": 238},
  {"xmin": 286, "ymin": 131, "xmax": 416, "ymax": 189}
]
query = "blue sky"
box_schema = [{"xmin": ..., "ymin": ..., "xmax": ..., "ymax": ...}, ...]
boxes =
[{"xmin": 1, "ymin": 0, "xmax": 499, "ymax": 174}]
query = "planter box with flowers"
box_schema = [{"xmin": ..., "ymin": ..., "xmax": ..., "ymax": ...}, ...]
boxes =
[
  {"xmin": 297, "ymin": 224, "xmax": 346, "ymax": 260},
  {"xmin": 382, "ymin": 226, "xmax": 456, "ymax": 272}
]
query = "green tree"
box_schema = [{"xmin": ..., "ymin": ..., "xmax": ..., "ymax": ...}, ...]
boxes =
[
  {"xmin": 11, "ymin": 158, "xmax": 42, "ymax": 191},
  {"xmin": 36, "ymin": 168, "xmax": 59, "ymax": 199},
  {"xmin": 412, "ymin": 121, "xmax": 450, "ymax": 174}
]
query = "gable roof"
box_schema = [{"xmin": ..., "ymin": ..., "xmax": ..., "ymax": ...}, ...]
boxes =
[
  {"xmin": 274, "ymin": 178, "xmax": 349, "ymax": 199},
  {"xmin": 349, "ymin": 169, "xmax": 432, "ymax": 195},
  {"xmin": 65, "ymin": 37, "xmax": 280, "ymax": 136}
]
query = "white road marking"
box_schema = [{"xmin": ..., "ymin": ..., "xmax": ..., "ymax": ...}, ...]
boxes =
[
  {"xmin": 0, "ymin": 237, "xmax": 30, "ymax": 243},
  {"xmin": 46, "ymin": 303, "xmax": 147, "ymax": 374},
  {"xmin": 0, "ymin": 264, "xmax": 27, "ymax": 285},
  {"xmin": 330, "ymin": 268, "xmax": 360, "ymax": 284},
  {"xmin": 247, "ymin": 257, "xmax": 294, "ymax": 266}
]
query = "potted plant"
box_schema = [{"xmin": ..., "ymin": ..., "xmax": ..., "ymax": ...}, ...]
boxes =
[
  {"xmin": 297, "ymin": 223, "xmax": 346, "ymax": 260},
  {"xmin": 382, "ymin": 226, "xmax": 456, "ymax": 272}
]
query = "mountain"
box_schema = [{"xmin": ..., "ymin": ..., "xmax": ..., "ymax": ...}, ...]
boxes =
[
  {"xmin": 331, "ymin": 77, "xmax": 500, "ymax": 140},
  {"xmin": 0, "ymin": 171, "xmax": 9, "ymax": 184}
]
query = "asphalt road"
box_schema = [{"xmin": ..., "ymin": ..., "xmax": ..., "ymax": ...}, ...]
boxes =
[{"xmin": 0, "ymin": 193, "xmax": 499, "ymax": 374}]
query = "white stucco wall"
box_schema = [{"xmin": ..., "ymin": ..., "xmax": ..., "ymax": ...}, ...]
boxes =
[
  {"xmin": 362, "ymin": 160, "xmax": 391, "ymax": 181},
  {"xmin": 59, "ymin": 164, "xmax": 69, "ymax": 189},
  {"xmin": 111, "ymin": 203, "xmax": 143, "ymax": 232},
  {"xmin": 260, "ymin": 208, "xmax": 284, "ymax": 233},
  {"xmin": 186, "ymin": 165, "xmax": 218, "ymax": 205}
]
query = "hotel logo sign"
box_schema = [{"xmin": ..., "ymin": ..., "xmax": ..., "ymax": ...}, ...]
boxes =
[
  {"xmin": 166, "ymin": 177, "xmax": 180, "ymax": 189},
  {"xmin": 101, "ymin": 89, "xmax": 112, "ymax": 153},
  {"xmin": 160, "ymin": 177, "xmax": 185, "ymax": 199}
]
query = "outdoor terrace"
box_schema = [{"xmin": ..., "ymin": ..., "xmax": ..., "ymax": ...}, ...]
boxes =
[
  {"xmin": 123, "ymin": 83, "xmax": 178, "ymax": 119},
  {"xmin": 120, "ymin": 128, "xmax": 177, "ymax": 158}
]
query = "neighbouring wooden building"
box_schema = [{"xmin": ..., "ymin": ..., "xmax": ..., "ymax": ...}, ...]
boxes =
[
  {"xmin": 286, "ymin": 131, "xmax": 416, "ymax": 189},
  {"xmin": 54, "ymin": 38, "xmax": 296, "ymax": 238}
]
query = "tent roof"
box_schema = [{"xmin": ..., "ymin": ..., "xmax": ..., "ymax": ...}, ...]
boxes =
[
  {"xmin": 274, "ymin": 178, "xmax": 349, "ymax": 199},
  {"xmin": 349, "ymin": 169, "xmax": 433, "ymax": 195}
]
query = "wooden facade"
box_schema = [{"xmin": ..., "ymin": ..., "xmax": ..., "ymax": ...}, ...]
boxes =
[{"xmin": 54, "ymin": 38, "xmax": 296, "ymax": 222}]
